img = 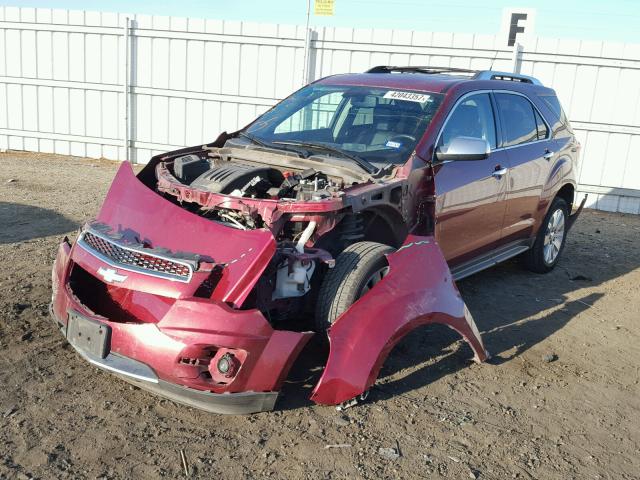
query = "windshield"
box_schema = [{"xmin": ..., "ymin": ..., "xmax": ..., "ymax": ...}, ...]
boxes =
[{"xmin": 243, "ymin": 84, "xmax": 444, "ymax": 166}]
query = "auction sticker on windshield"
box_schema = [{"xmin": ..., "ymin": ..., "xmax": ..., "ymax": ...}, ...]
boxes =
[{"xmin": 383, "ymin": 91, "xmax": 431, "ymax": 103}]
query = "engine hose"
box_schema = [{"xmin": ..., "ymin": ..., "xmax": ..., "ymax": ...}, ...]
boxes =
[{"xmin": 296, "ymin": 221, "xmax": 316, "ymax": 253}]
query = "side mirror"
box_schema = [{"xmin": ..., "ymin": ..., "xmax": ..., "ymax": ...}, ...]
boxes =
[{"xmin": 435, "ymin": 137, "xmax": 490, "ymax": 162}]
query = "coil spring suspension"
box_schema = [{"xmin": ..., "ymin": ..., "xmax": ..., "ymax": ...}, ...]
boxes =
[{"xmin": 339, "ymin": 213, "xmax": 364, "ymax": 248}]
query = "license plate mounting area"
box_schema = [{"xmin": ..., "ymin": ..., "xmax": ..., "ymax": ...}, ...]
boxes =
[{"xmin": 66, "ymin": 311, "xmax": 111, "ymax": 359}]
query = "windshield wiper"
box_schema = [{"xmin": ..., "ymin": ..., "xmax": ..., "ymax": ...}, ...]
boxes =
[
  {"xmin": 272, "ymin": 140, "xmax": 378, "ymax": 175},
  {"xmin": 237, "ymin": 131, "xmax": 306, "ymax": 158},
  {"xmin": 237, "ymin": 131, "xmax": 271, "ymax": 148}
]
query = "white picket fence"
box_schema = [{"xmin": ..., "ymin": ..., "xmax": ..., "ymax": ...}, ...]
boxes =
[{"xmin": 1, "ymin": 6, "xmax": 639, "ymax": 213}]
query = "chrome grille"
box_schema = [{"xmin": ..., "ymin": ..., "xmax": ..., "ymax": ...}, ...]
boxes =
[{"xmin": 79, "ymin": 230, "xmax": 193, "ymax": 282}]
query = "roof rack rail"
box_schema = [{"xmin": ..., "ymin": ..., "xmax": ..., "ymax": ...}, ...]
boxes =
[
  {"xmin": 364, "ymin": 65, "xmax": 544, "ymax": 86},
  {"xmin": 473, "ymin": 70, "xmax": 543, "ymax": 86},
  {"xmin": 366, "ymin": 66, "xmax": 477, "ymax": 75}
]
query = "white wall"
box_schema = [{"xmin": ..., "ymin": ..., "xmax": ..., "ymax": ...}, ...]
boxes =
[{"xmin": 1, "ymin": 6, "xmax": 639, "ymax": 213}]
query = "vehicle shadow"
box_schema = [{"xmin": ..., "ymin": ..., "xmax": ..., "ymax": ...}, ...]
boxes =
[
  {"xmin": 371, "ymin": 291, "xmax": 603, "ymax": 403},
  {"xmin": 279, "ymin": 212, "xmax": 639, "ymax": 409},
  {"xmin": 278, "ymin": 336, "xmax": 329, "ymax": 411},
  {"xmin": 0, "ymin": 201, "xmax": 77, "ymax": 244}
]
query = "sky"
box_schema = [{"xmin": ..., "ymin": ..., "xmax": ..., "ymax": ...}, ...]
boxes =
[{"xmin": 9, "ymin": 0, "xmax": 640, "ymax": 43}]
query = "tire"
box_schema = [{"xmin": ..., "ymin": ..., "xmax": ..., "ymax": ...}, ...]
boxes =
[
  {"xmin": 524, "ymin": 197, "xmax": 569, "ymax": 273},
  {"xmin": 315, "ymin": 241, "xmax": 394, "ymax": 333}
]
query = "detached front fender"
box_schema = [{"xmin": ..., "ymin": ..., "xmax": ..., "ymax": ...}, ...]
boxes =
[{"xmin": 310, "ymin": 235, "xmax": 488, "ymax": 406}]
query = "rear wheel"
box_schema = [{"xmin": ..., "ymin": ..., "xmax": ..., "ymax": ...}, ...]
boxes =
[
  {"xmin": 315, "ymin": 241, "xmax": 394, "ymax": 333},
  {"xmin": 524, "ymin": 197, "xmax": 569, "ymax": 273}
]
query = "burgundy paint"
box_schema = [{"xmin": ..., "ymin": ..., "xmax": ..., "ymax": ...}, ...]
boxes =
[
  {"xmin": 96, "ymin": 162, "xmax": 277, "ymax": 307},
  {"xmin": 52, "ymin": 247, "xmax": 313, "ymax": 395},
  {"xmin": 50, "ymin": 71, "xmax": 581, "ymax": 410},
  {"xmin": 311, "ymin": 235, "xmax": 488, "ymax": 405},
  {"xmin": 51, "ymin": 166, "xmax": 486, "ymax": 406},
  {"xmin": 50, "ymin": 165, "xmax": 316, "ymax": 397}
]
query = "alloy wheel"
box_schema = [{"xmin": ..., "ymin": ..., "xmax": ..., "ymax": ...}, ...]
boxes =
[
  {"xmin": 360, "ymin": 266, "xmax": 390, "ymax": 296},
  {"xmin": 543, "ymin": 208, "xmax": 566, "ymax": 265}
]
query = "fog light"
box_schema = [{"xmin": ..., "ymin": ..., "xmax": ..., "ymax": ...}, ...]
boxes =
[
  {"xmin": 208, "ymin": 349, "xmax": 246, "ymax": 383},
  {"xmin": 217, "ymin": 353, "xmax": 237, "ymax": 377}
]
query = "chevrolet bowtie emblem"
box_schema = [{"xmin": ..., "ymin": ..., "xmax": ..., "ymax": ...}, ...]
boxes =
[{"xmin": 97, "ymin": 267, "xmax": 128, "ymax": 283}]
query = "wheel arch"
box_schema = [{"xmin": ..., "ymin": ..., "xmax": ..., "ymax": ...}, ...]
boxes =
[
  {"xmin": 310, "ymin": 235, "xmax": 488, "ymax": 406},
  {"xmin": 556, "ymin": 182, "xmax": 575, "ymax": 211},
  {"xmin": 359, "ymin": 206, "xmax": 408, "ymax": 248},
  {"xmin": 359, "ymin": 309, "xmax": 487, "ymax": 399},
  {"xmin": 543, "ymin": 152, "xmax": 577, "ymax": 207},
  {"xmin": 535, "ymin": 173, "xmax": 576, "ymax": 234}
]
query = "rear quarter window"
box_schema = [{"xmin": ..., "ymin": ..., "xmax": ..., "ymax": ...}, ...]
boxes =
[{"xmin": 538, "ymin": 94, "xmax": 572, "ymax": 133}]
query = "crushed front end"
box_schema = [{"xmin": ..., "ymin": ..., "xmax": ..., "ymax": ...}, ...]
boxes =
[
  {"xmin": 50, "ymin": 155, "xmax": 331, "ymax": 414},
  {"xmin": 51, "ymin": 139, "xmax": 488, "ymax": 414}
]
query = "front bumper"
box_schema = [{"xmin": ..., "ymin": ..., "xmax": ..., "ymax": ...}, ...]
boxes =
[
  {"xmin": 51, "ymin": 240, "xmax": 312, "ymax": 415},
  {"xmin": 50, "ymin": 304, "xmax": 277, "ymax": 414}
]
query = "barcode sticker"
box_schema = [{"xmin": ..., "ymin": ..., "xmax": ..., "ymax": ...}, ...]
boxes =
[{"xmin": 383, "ymin": 91, "xmax": 431, "ymax": 103}]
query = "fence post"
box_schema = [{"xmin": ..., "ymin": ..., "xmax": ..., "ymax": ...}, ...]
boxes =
[
  {"xmin": 302, "ymin": 0, "xmax": 311, "ymax": 87},
  {"xmin": 302, "ymin": 26, "xmax": 314, "ymax": 86},
  {"xmin": 511, "ymin": 41, "xmax": 523, "ymax": 74},
  {"xmin": 123, "ymin": 16, "xmax": 131, "ymax": 163}
]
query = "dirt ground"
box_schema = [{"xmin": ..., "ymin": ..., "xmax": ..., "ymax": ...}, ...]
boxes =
[{"xmin": 0, "ymin": 151, "xmax": 638, "ymax": 480}]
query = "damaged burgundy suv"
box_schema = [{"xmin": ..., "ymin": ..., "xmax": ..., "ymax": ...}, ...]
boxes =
[{"xmin": 51, "ymin": 66, "xmax": 584, "ymax": 414}]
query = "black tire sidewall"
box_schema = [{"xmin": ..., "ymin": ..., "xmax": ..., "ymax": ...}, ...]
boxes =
[
  {"xmin": 315, "ymin": 242, "xmax": 394, "ymax": 333},
  {"xmin": 529, "ymin": 197, "xmax": 569, "ymax": 272},
  {"xmin": 348, "ymin": 254, "xmax": 390, "ymax": 303}
]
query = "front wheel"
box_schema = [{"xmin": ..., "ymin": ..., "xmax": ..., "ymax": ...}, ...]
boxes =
[
  {"xmin": 524, "ymin": 197, "xmax": 569, "ymax": 273},
  {"xmin": 314, "ymin": 241, "xmax": 394, "ymax": 334}
]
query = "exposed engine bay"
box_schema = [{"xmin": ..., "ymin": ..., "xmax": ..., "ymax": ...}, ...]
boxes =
[
  {"xmin": 156, "ymin": 148, "xmax": 353, "ymax": 232},
  {"xmin": 155, "ymin": 150, "xmax": 347, "ymax": 327},
  {"xmin": 150, "ymin": 145, "xmax": 411, "ymax": 330},
  {"xmin": 169, "ymin": 151, "xmax": 345, "ymax": 202}
]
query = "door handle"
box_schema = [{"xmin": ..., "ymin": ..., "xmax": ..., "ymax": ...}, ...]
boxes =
[
  {"xmin": 492, "ymin": 167, "xmax": 508, "ymax": 179},
  {"xmin": 543, "ymin": 150, "xmax": 555, "ymax": 160}
]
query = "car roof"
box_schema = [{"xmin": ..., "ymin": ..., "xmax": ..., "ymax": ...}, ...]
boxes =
[
  {"xmin": 315, "ymin": 68, "xmax": 555, "ymax": 95},
  {"xmin": 316, "ymin": 72, "xmax": 464, "ymax": 93}
]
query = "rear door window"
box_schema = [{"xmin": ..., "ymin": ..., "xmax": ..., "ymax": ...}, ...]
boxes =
[{"xmin": 495, "ymin": 93, "xmax": 539, "ymax": 147}]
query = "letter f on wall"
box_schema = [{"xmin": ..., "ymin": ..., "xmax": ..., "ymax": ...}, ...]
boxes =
[{"xmin": 508, "ymin": 13, "xmax": 527, "ymax": 46}]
